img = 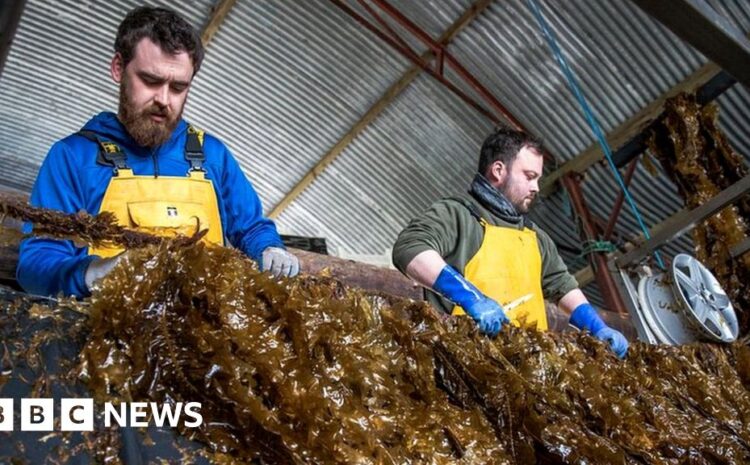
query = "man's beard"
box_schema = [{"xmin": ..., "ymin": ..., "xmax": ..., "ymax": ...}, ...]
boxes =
[
  {"xmin": 498, "ymin": 181, "xmax": 533, "ymax": 214},
  {"xmin": 118, "ymin": 80, "xmax": 182, "ymax": 148}
]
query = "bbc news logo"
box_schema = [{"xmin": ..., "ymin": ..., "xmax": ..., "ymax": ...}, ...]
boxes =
[{"xmin": 0, "ymin": 399, "xmax": 203, "ymax": 431}]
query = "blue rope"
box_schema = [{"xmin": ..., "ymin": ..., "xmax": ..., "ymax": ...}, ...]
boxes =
[{"xmin": 527, "ymin": 0, "xmax": 665, "ymax": 269}]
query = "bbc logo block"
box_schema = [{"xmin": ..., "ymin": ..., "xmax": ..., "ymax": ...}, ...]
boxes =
[
  {"xmin": 21, "ymin": 398, "xmax": 54, "ymax": 431},
  {"xmin": 0, "ymin": 399, "xmax": 12, "ymax": 431},
  {"xmin": 0, "ymin": 399, "xmax": 202, "ymax": 431}
]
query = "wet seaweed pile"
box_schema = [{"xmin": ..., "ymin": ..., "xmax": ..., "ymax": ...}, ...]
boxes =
[
  {"xmin": 79, "ymin": 243, "xmax": 503, "ymax": 463},
  {"xmin": 78, "ymin": 242, "xmax": 750, "ymax": 464},
  {"xmin": 648, "ymin": 93, "xmax": 750, "ymax": 333},
  {"xmin": 4, "ymin": 199, "xmax": 750, "ymax": 464}
]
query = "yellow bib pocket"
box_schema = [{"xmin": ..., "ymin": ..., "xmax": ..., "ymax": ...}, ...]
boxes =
[
  {"xmin": 90, "ymin": 174, "xmax": 224, "ymax": 258},
  {"xmin": 127, "ymin": 200, "xmax": 209, "ymax": 238}
]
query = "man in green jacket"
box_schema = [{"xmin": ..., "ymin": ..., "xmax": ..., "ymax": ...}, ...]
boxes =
[{"xmin": 392, "ymin": 127, "xmax": 628, "ymax": 357}]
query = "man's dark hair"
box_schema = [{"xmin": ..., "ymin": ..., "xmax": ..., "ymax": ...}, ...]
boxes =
[
  {"xmin": 478, "ymin": 126, "xmax": 542, "ymax": 174},
  {"xmin": 115, "ymin": 6, "xmax": 204, "ymax": 76}
]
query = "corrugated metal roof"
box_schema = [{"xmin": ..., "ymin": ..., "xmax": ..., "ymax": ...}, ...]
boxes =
[
  {"xmin": 185, "ymin": 0, "xmax": 415, "ymax": 209},
  {"xmin": 276, "ymin": 72, "xmax": 493, "ymax": 254},
  {"xmin": 1, "ymin": 0, "xmax": 749, "ymax": 311}
]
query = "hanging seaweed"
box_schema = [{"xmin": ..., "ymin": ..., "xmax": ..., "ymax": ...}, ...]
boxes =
[{"xmin": 647, "ymin": 93, "xmax": 750, "ymax": 334}]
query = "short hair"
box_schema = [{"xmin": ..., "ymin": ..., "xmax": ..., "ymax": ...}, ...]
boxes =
[
  {"xmin": 115, "ymin": 6, "xmax": 204, "ymax": 76},
  {"xmin": 478, "ymin": 126, "xmax": 542, "ymax": 174}
]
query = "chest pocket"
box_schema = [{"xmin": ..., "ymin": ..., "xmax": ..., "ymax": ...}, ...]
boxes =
[{"xmin": 127, "ymin": 200, "xmax": 210, "ymax": 238}]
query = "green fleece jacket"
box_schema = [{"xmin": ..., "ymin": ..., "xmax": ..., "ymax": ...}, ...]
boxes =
[{"xmin": 392, "ymin": 193, "xmax": 579, "ymax": 314}]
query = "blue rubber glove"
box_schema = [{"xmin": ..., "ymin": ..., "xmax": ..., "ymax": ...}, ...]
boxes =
[
  {"xmin": 569, "ymin": 303, "xmax": 629, "ymax": 358},
  {"xmin": 433, "ymin": 265, "xmax": 509, "ymax": 336}
]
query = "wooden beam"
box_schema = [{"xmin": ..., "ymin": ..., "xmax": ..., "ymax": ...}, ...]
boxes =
[
  {"xmin": 575, "ymin": 175, "xmax": 750, "ymax": 286},
  {"xmin": 730, "ymin": 237, "xmax": 750, "ymax": 258},
  {"xmin": 201, "ymin": 0, "xmax": 238, "ymax": 46},
  {"xmin": 0, "ymin": 243, "xmax": 633, "ymax": 335},
  {"xmin": 633, "ymin": 0, "xmax": 750, "ymax": 88},
  {"xmin": 618, "ymin": 175, "xmax": 750, "ymax": 267},
  {"xmin": 268, "ymin": 0, "xmax": 494, "ymax": 219},
  {"xmin": 540, "ymin": 61, "xmax": 722, "ymax": 197}
]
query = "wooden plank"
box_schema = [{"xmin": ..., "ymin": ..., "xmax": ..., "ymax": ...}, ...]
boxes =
[
  {"xmin": 618, "ymin": 174, "xmax": 750, "ymax": 267},
  {"xmin": 573, "ymin": 265, "xmax": 594, "ymax": 288},
  {"xmin": 201, "ymin": 0, "xmax": 238, "ymax": 46},
  {"xmin": 634, "ymin": 0, "xmax": 750, "ymax": 87},
  {"xmin": 268, "ymin": 0, "xmax": 494, "ymax": 219},
  {"xmin": 539, "ymin": 62, "xmax": 721, "ymax": 197},
  {"xmin": 730, "ymin": 237, "xmax": 750, "ymax": 258}
]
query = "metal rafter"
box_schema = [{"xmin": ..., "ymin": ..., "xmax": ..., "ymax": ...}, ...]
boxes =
[
  {"xmin": 604, "ymin": 158, "xmax": 639, "ymax": 241},
  {"xmin": 562, "ymin": 174, "xmax": 627, "ymax": 315},
  {"xmin": 267, "ymin": 0, "xmax": 494, "ymax": 219},
  {"xmin": 369, "ymin": 0, "xmax": 541, "ymax": 139}
]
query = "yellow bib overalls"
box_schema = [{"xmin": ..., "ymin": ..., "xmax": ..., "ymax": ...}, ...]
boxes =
[
  {"xmin": 452, "ymin": 201, "xmax": 547, "ymax": 330},
  {"xmin": 80, "ymin": 126, "xmax": 224, "ymax": 258}
]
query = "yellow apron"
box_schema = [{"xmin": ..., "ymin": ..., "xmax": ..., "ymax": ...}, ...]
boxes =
[
  {"xmin": 85, "ymin": 126, "xmax": 224, "ymax": 258},
  {"xmin": 453, "ymin": 217, "xmax": 547, "ymax": 330}
]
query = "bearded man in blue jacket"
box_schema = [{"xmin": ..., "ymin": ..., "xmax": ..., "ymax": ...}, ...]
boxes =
[{"xmin": 17, "ymin": 6, "xmax": 299, "ymax": 297}]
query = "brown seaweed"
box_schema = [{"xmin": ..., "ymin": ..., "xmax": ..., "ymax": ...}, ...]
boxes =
[
  {"xmin": 0, "ymin": 193, "xmax": 206, "ymax": 251},
  {"xmin": 3, "ymin": 196, "xmax": 750, "ymax": 464},
  {"xmin": 647, "ymin": 93, "xmax": 750, "ymax": 334}
]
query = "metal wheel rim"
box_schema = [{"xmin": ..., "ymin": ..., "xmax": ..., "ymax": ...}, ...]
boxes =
[
  {"xmin": 637, "ymin": 274, "xmax": 695, "ymax": 345},
  {"xmin": 671, "ymin": 254, "xmax": 738, "ymax": 343}
]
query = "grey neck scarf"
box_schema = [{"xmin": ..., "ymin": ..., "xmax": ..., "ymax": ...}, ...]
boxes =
[{"xmin": 468, "ymin": 173, "xmax": 524, "ymax": 225}]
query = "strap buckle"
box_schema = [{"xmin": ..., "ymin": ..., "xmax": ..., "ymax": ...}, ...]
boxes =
[{"xmin": 185, "ymin": 125, "xmax": 206, "ymax": 173}]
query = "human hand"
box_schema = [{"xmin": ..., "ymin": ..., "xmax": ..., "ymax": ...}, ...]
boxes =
[
  {"xmin": 570, "ymin": 302, "xmax": 629, "ymax": 358},
  {"xmin": 432, "ymin": 265, "xmax": 509, "ymax": 336},
  {"xmin": 84, "ymin": 254, "xmax": 123, "ymax": 291},
  {"xmin": 594, "ymin": 327, "xmax": 629, "ymax": 358},
  {"xmin": 261, "ymin": 247, "xmax": 300, "ymax": 277},
  {"xmin": 465, "ymin": 297, "xmax": 510, "ymax": 336}
]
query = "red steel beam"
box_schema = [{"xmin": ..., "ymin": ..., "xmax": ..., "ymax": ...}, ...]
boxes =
[
  {"xmin": 562, "ymin": 174, "xmax": 628, "ymax": 316},
  {"xmin": 364, "ymin": 0, "xmax": 556, "ymax": 163},
  {"xmin": 604, "ymin": 158, "xmax": 639, "ymax": 241},
  {"xmin": 355, "ymin": 0, "xmax": 416, "ymax": 58},
  {"xmin": 370, "ymin": 0, "xmax": 514, "ymax": 123},
  {"xmin": 330, "ymin": 0, "xmax": 501, "ymax": 123}
]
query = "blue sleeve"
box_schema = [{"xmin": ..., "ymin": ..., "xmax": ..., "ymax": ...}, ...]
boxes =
[
  {"xmin": 16, "ymin": 140, "xmax": 96, "ymax": 297},
  {"xmin": 217, "ymin": 145, "xmax": 284, "ymax": 263}
]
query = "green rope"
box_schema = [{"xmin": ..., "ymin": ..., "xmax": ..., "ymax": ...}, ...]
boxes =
[{"xmin": 569, "ymin": 240, "xmax": 618, "ymax": 270}]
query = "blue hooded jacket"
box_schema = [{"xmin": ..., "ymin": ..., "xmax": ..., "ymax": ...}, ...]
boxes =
[{"xmin": 17, "ymin": 112, "xmax": 284, "ymax": 297}]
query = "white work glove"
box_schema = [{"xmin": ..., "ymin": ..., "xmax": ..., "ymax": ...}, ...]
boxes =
[
  {"xmin": 84, "ymin": 255, "xmax": 122, "ymax": 291},
  {"xmin": 260, "ymin": 247, "xmax": 299, "ymax": 278}
]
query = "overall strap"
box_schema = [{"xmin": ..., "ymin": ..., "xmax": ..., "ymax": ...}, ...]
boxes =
[
  {"xmin": 77, "ymin": 130, "xmax": 130, "ymax": 174},
  {"xmin": 185, "ymin": 125, "xmax": 206, "ymax": 173}
]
